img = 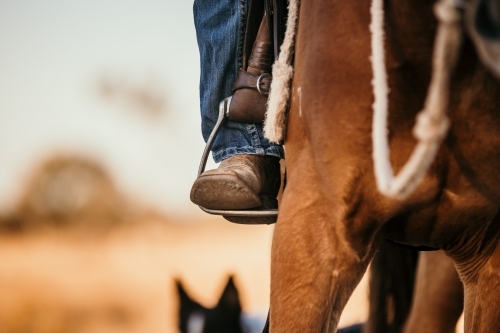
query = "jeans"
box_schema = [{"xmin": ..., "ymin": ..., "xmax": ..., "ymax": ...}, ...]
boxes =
[{"xmin": 193, "ymin": 0, "xmax": 284, "ymax": 163}]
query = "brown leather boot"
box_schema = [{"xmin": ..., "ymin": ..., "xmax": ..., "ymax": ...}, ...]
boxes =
[{"xmin": 190, "ymin": 154, "xmax": 280, "ymax": 211}]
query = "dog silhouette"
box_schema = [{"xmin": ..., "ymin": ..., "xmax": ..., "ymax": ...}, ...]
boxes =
[{"xmin": 176, "ymin": 276, "xmax": 251, "ymax": 333}]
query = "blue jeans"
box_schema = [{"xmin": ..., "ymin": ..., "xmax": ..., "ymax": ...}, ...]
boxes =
[{"xmin": 193, "ymin": 0, "xmax": 284, "ymax": 163}]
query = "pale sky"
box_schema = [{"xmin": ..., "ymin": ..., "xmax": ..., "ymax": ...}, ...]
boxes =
[{"xmin": 0, "ymin": 0, "xmax": 218, "ymax": 217}]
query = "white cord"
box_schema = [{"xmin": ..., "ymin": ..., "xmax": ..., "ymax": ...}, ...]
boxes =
[{"xmin": 371, "ymin": 0, "xmax": 462, "ymax": 199}]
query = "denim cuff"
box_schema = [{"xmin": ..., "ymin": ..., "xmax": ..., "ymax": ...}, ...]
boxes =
[{"xmin": 213, "ymin": 145, "xmax": 284, "ymax": 163}]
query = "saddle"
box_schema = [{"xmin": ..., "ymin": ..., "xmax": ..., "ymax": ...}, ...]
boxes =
[{"xmin": 227, "ymin": 0, "xmax": 289, "ymax": 124}]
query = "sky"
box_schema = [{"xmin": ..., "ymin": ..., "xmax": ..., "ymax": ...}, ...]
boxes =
[{"xmin": 0, "ymin": 0, "xmax": 218, "ymax": 218}]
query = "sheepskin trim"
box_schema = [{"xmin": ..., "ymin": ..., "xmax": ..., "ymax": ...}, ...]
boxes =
[{"xmin": 264, "ymin": 0, "xmax": 300, "ymax": 144}]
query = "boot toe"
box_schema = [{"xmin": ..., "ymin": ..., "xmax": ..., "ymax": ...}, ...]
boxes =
[{"xmin": 190, "ymin": 173, "xmax": 262, "ymax": 210}]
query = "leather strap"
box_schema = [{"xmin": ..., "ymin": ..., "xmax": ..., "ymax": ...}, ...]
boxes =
[
  {"xmin": 242, "ymin": 0, "xmax": 266, "ymax": 69},
  {"xmin": 267, "ymin": 0, "xmax": 289, "ymax": 60},
  {"xmin": 227, "ymin": 0, "xmax": 289, "ymax": 124},
  {"xmin": 243, "ymin": 0, "xmax": 288, "ymax": 66},
  {"xmin": 232, "ymin": 69, "xmax": 272, "ymax": 95}
]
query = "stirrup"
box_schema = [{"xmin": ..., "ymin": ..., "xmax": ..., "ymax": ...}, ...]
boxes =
[{"xmin": 195, "ymin": 96, "xmax": 279, "ymax": 224}]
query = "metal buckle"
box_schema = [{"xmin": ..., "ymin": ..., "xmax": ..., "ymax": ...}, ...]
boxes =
[
  {"xmin": 256, "ymin": 73, "xmax": 272, "ymax": 95},
  {"xmin": 196, "ymin": 96, "xmax": 279, "ymax": 224}
]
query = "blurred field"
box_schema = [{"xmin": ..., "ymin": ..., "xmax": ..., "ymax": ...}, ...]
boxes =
[
  {"xmin": 0, "ymin": 217, "xmax": 371, "ymax": 333},
  {"xmin": 0, "ymin": 217, "xmax": 262, "ymax": 332},
  {"xmin": 0, "ymin": 156, "xmax": 368, "ymax": 333}
]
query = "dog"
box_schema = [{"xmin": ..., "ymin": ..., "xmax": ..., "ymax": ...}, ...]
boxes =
[{"xmin": 176, "ymin": 276, "xmax": 267, "ymax": 333}]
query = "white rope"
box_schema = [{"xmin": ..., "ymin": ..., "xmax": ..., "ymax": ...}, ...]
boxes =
[
  {"xmin": 264, "ymin": 0, "xmax": 300, "ymax": 143},
  {"xmin": 371, "ymin": 0, "xmax": 462, "ymax": 199}
]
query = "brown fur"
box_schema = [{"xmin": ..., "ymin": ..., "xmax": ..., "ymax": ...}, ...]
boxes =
[{"xmin": 269, "ymin": 0, "xmax": 500, "ymax": 332}]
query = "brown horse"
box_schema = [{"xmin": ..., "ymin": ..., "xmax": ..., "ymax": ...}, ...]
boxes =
[{"xmin": 269, "ymin": 0, "xmax": 500, "ymax": 332}]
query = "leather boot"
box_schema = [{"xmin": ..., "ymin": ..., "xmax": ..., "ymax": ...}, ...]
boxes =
[
  {"xmin": 190, "ymin": 154, "xmax": 280, "ymax": 212},
  {"xmin": 227, "ymin": 13, "xmax": 274, "ymax": 123}
]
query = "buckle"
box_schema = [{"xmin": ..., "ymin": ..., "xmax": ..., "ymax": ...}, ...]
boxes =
[{"xmin": 257, "ymin": 73, "xmax": 272, "ymax": 95}]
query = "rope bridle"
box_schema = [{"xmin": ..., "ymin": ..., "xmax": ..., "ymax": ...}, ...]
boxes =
[{"xmin": 371, "ymin": 0, "xmax": 463, "ymax": 199}]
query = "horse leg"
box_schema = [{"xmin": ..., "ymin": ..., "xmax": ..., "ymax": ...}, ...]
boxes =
[
  {"xmin": 457, "ymin": 238, "xmax": 500, "ymax": 333},
  {"xmin": 365, "ymin": 242, "xmax": 419, "ymax": 333},
  {"xmin": 268, "ymin": 131, "xmax": 378, "ymax": 332},
  {"xmin": 403, "ymin": 251, "xmax": 464, "ymax": 333},
  {"xmin": 270, "ymin": 201, "xmax": 374, "ymax": 332}
]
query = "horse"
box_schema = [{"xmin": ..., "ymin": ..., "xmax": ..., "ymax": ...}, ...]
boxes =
[{"xmin": 268, "ymin": 0, "xmax": 500, "ymax": 332}]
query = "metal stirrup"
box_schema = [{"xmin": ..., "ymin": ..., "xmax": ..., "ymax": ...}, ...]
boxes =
[{"xmin": 196, "ymin": 96, "xmax": 279, "ymax": 219}]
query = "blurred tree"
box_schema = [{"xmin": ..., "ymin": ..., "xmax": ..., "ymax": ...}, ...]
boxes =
[{"xmin": 7, "ymin": 156, "xmax": 136, "ymax": 229}]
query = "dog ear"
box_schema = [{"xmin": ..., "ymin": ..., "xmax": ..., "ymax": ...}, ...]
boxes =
[
  {"xmin": 176, "ymin": 280, "xmax": 192, "ymax": 304},
  {"xmin": 202, "ymin": 276, "xmax": 243, "ymax": 333},
  {"xmin": 216, "ymin": 276, "xmax": 242, "ymax": 313},
  {"xmin": 175, "ymin": 279, "xmax": 205, "ymax": 333}
]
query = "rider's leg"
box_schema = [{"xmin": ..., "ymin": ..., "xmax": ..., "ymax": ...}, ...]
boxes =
[{"xmin": 191, "ymin": 0, "xmax": 284, "ymax": 210}]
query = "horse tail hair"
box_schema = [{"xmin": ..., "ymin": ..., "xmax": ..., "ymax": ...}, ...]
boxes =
[{"xmin": 364, "ymin": 241, "xmax": 419, "ymax": 333}]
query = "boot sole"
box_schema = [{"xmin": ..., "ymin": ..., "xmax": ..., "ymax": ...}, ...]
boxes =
[
  {"xmin": 222, "ymin": 194, "xmax": 278, "ymax": 224},
  {"xmin": 190, "ymin": 173, "xmax": 262, "ymax": 210}
]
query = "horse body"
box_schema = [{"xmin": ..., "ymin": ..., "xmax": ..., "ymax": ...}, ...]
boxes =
[{"xmin": 270, "ymin": 0, "xmax": 500, "ymax": 332}]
